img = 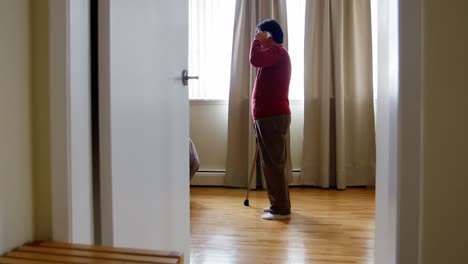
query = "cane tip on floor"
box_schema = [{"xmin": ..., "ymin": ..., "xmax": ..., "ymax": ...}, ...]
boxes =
[{"xmin": 244, "ymin": 199, "xmax": 250, "ymax": 206}]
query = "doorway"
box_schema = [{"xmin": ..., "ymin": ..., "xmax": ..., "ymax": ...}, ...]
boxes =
[{"xmin": 49, "ymin": 0, "xmax": 424, "ymax": 263}]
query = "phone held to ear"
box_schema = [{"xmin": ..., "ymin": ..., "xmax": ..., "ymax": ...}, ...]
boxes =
[
  {"xmin": 255, "ymin": 31, "xmax": 271, "ymax": 41},
  {"xmin": 257, "ymin": 31, "xmax": 271, "ymax": 38}
]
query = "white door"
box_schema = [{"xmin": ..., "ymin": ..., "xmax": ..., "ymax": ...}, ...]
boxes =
[{"xmin": 98, "ymin": 0, "xmax": 190, "ymax": 260}]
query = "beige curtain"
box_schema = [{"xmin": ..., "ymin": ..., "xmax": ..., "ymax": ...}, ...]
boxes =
[
  {"xmin": 301, "ymin": 0, "xmax": 376, "ymax": 189},
  {"xmin": 225, "ymin": 0, "xmax": 290, "ymax": 187}
]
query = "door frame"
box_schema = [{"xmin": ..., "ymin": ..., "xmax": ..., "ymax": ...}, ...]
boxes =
[
  {"xmin": 373, "ymin": 0, "xmax": 425, "ymax": 263},
  {"xmin": 48, "ymin": 0, "xmax": 425, "ymax": 262},
  {"xmin": 396, "ymin": 0, "xmax": 425, "ymax": 262},
  {"xmin": 49, "ymin": 0, "xmax": 94, "ymax": 244}
]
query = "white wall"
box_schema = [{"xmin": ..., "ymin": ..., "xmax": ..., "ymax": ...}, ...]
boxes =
[
  {"xmin": 0, "ymin": 0, "xmax": 34, "ymax": 253},
  {"xmin": 189, "ymin": 100, "xmax": 304, "ymax": 185},
  {"xmin": 189, "ymin": 101, "xmax": 229, "ymax": 172},
  {"xmin": 31, "ymin": 0, "xmax": 52, "ymax": 242},
  {"xmin": 420, "ymin": 0, "xmax": 468, "ymax": 262}
]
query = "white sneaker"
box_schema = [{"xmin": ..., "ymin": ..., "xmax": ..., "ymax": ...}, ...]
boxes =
[
  {"xmin": 261, "ymin": 213, "xmax": 291, "ymax": 220},
  {"xmin": 263, "ymin": 207, "xmax": 271, "ymax": 212}
]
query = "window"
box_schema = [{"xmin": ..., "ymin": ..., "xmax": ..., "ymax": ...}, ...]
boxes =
[
  {"xmin": 188, "ymin": 0, "xmax": 306, "ymax": 100},
  {"xmin": 188, "ymin": 0, "xmax": 236, "ymax": 100},
  {"xmin": 286, "ymin": 0, "xmax": 306, "ymax": 100}
]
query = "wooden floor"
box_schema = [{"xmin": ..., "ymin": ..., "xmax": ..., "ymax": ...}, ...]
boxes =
[
  {"xmin": 190, "ymin": 187, "xmax": 375, "ymax": 264},
  {"xmin": 0, "ymin": 241, "xmax": 183, "ymax": 264}
]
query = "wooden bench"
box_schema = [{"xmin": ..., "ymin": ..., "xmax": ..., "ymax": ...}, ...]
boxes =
[{"xmin": 0, "ymin": 241, "xmax": 183, "ymax": 264}]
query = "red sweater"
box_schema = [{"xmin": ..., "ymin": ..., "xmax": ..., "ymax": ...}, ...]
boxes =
[{"xmin": 250, "ymin": 39, "xmax": 291, "ymax": 120}]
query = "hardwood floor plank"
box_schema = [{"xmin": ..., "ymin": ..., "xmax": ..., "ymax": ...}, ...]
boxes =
[
  {"xmin": 6, "ymin": 251, "xmax": 175, "ymax": 264},
  {"xmin": 29, "ymin": 241, "xmax": 183, "ymax": 259},
  {"xmin": 3, "ymin": 242, "xmax": 182, "ymax": 264},
  {"xmin": 6, "ymin": 251, "xmax": 128, "ymax": 264},
  {"xmin": 0, "ymin": 257, "xmax": 54, "ymax": 264},
  {"xmin": 190, "ymin": 187, "xmax": 375, "ymax": 264},
  {"xmin": 15, "ymin": 246, "xmax": 178, "ymax": 264}
]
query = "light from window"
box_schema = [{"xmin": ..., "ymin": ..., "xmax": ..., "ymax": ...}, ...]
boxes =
[
  {"xmin": 188, "ymin": 0, "xmax": 236, "ymax": 100},
  {"xmin": 286, "ymin": 0, "xmax": 306, "ymax": 100},
  {"xmin": 188, "ymin": 0, "xmax": 305, "ymax": 100}
]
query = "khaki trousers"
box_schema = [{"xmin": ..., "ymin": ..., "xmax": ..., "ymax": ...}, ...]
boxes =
[{"xmin": 254, "ymin": 115, "xmax": 291, "ymax": 215}]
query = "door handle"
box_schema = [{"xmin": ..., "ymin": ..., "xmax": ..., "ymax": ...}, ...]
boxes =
[{"xmin": 181, "ymin": 70, "xmax": 199, "ymax": 86}]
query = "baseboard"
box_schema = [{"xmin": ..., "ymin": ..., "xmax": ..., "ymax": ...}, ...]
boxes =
[
  {"xmin": 289, "ymin": 171, "xmax": 303, "ymax": 185},
  {"xmin": 190, "ymin": 171, "xmax": 226, "ymax": 186},
  {"xmin": 190, "ymin": 171, "xmax": 302, "ymax": 186}
]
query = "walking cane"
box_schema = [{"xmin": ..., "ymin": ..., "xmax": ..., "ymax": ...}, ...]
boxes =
[{"xmin": 243, "ymin": 144, "xmax": 259, "ymax": 206}]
